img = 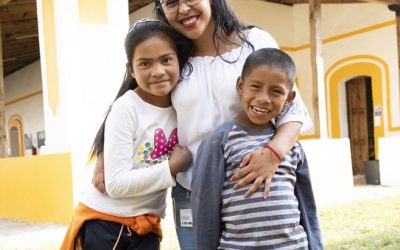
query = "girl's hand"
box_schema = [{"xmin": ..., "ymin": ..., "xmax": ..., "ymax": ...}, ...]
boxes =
[
  {"xmin": 169, "ymin": 144, "xmax": 192, "ymax": 176},
  {"xmin": 230, "ymin": 148, "xmax": 280, "ymax": 199},
  {"xmin": 92, "ymin": 153, "xmax": 107, "ymax": 194}
]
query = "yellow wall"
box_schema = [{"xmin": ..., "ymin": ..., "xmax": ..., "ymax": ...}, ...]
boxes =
[
  {"xmin": 79, "ymin": 0, "xmax": 108, "ymax": 24},
  {"xmin": 0, "ymin": 153, "xmax": 73, "ymax": 224}
]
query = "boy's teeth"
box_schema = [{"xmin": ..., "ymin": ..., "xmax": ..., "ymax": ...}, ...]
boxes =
[{"xmin": 252, "ymin": 106, "xmax": 268, "ymax": 114}]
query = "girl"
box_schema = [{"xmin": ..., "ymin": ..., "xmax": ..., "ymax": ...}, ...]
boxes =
[{"xmin": 61, "ymin": 19, "xmax": 193, "ymax": 250}]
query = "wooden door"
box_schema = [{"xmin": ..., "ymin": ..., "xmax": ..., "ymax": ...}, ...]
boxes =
[{"xmin": 346, "ymin": 77, "xmax": 369, "ymax": 175}]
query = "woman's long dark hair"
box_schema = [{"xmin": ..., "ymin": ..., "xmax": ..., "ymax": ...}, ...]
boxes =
[
  {"xmin": 89, "ymin": 19, "xmax": 193, "ymax": 160},
  {"xmin": 153, "ymin": 0, "xmax": 254, "ymax": 62}
]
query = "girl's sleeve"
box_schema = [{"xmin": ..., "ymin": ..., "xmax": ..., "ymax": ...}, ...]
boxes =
[
  {"xmin": 254, "ymin": 28, "xmax": 313, "ymax": 133},
  {"xmin": 191, "ymin": 131, "xmax": 226, "ymax": 250},
  {"xmin": 104, "ymin": 102, "xmax": 175, "ymax": 199}
]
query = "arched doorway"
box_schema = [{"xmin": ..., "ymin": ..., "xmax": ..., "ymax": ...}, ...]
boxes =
[
  {"xmin": 8, "ymin": 115, "xmax": 25, "ymax": 157},
  {"xmin": 325, "ymin": 55, "xmax": 387, "ymax": 184}
]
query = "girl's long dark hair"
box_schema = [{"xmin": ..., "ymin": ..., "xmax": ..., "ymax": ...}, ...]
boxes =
[
  {"xmin": 154, "ymin": 0, "xmax": 254, "ymax": 62},
  {"xmin": 89, "ymin": 19, "xmax": 193, "ymax": 160}
]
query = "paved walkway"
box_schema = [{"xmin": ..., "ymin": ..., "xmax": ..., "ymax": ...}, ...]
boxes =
[{"xmin": 1, "ymin": 185, "xmax": 400, "ymax": 250}]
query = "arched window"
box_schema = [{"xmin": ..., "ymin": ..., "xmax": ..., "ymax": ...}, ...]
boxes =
[{"xmin": 8, "ymin": 115, "xmax": 25, "ymax": 157}]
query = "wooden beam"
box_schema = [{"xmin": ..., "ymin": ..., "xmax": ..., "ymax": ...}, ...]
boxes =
[
  {"xmin": 0, "ymin": 22, "xmax": 8, "ymax": 157},
  {"xmin": 309, "ymin": 0, "xmax": 328, "ymax": 138},
  {"xmin": 0, "ymin": 0, "xmax": 10, "ymax": 6},
  {"xmin": 361, "ymin": 0, "xmax": 400, "ymax": 4},
  {"xmin": 264, "ymin": 0, "xmax": 400, "ymax": 4}
]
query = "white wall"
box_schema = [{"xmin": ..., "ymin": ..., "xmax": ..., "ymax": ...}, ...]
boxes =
[
  {"xmin": 4, "ymin": 61, "xmax": 45, "ymax": 153},
  {"xmin": 35, "ymin": 0, "xmax": 130, "ymax": 203},
  {"xmin": 230, "ymin": 0, "xmax": 294, "ymax": 46},
  {"xmin": 379, "ymin": 136, "xmax": 400, "ymax": 186},
  {"xmin": 301, "ymin": 138, "xmax": 354, "ymax": 205}
]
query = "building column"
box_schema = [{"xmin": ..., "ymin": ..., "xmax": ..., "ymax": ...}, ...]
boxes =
[
  {"xmin": 0, "ymin": 21, "xmax": 7, "ymax": 157},
  {"xmin": 36, "ymin": 0, "xmax": 129, "ymax": 204},
  {"xmin": 309, "ymin": 0, "xmax": 327, "ymax": 139}
]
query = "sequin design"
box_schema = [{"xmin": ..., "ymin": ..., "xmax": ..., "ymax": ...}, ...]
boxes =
[{"xmin": 135, "ymin": 128, "xmax": 178, "ymax": 167}]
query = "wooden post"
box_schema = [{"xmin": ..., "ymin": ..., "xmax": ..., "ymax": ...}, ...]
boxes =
[
  {"xmin": 0, "ymin": 22, "xmax": 7, "ymax": 157},
  {"xmin": 389, "ymin": 4, "xmax": 400, "ymax": 104},
  {"xmin": 309, "ymin": 0, "xmax": 327, "ymax": 138}
]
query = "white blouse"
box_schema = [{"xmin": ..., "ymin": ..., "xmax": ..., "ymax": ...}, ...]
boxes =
[{"xmin": 172, "ymin": 27, "xmax": 312, "ymax": 190}]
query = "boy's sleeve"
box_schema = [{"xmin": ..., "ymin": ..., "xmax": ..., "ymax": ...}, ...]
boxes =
[
  {"xmin": 191, "ymin": 131, "xmax": 226, "ymax": 250},
  {"xmin": 295, "ymin": 150, "xmax": 324, "ymax": 250}
]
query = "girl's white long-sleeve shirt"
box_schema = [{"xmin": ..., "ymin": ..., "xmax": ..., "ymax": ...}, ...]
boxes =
[
  {"xmin": 80, "ymin": 90, "xmax": 176, "ymax": 217},
  {"xmin": 172, "ymin": 27, "xmax": 313, "ymax": 190}
]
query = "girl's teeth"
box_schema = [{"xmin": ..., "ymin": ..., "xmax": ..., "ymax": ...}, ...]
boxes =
[{"xmin": 182, "ymin": 16, "xmax": 197, "ymax": 26}]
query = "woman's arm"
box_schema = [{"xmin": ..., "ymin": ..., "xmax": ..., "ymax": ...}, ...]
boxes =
[
  {"xmin": 230, "ymin": 121, "xmax": 302, "ymax": 198},
  {"xmin": 92, "ymin": 153, "xmax": 106, "ymax": 193}
]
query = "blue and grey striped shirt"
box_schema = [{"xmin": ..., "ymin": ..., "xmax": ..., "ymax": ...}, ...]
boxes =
[{"xmin": 192, "ymin": 119, "xmax": 308, "ymax": 250}]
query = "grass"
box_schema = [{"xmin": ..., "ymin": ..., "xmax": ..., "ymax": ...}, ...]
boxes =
[
  {"xmin": 161, "ymin": 195, "xmax": 400, "ymax": 250},
  {"xmin": 319, "ymin": 195, "xmax": 400, "ymax": 249}
]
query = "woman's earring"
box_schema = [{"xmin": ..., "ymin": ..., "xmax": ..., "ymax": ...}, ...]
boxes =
[{"xmin": 131, "ymin": 73, "xmax": 135, "ymax": 78}]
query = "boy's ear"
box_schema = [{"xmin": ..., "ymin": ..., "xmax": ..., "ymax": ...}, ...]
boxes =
[
  {"xmin": 236, "ymin": 76, "xmax": 243, "ymax": 96},
  {"xmin": 285, "ymin": 91, "xmax": 296, "ymax": 106}
]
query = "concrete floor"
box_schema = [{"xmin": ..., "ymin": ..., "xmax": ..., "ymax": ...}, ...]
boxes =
[{"xmin": 1, "ymin": 185, "xmax": 400, "ymax": 250}]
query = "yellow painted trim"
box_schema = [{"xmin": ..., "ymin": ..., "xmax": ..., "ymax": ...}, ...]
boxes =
[
  {"xmin": 79, "ymin": 0, "xmax": 108, "ymax": 24},
  {"xmin": 324, "ymin": 55, "xmax": 400, "ymax": 159},
  {"xmin": 299, "ymin": 134, "xmax": 317, "ymax": 140},
  {"xmin": 5, "ymin": 90, "xmax": 43, "ymax": 106},
  {"xmin": 281, "ymin": 44, "xmax": 310, "ymax": 52},
  {"xmin": 282, "ymin": 20, "xmax": 395, "ymax": 52},
  {"xmin": 323, "ymin": 20, "xmax": 395, "ymax": 45},
  {"xmin": 42, "ymin": 0, "xmax": 59, "ymax": 115},
  {"xmin": 8, "ymin": 115, "xmax": 25, "ymax": 157},
  {"xmin": 326, "ymin": 55, "xmax": 399, "ymax": 134},
  {"xmin": 0, "ymin": 153, "xmax": 73, "ymax": 224}
]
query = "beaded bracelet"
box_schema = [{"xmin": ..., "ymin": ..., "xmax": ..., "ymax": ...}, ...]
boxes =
[{"xmin": 264, "ymin": 144, "xmax": 282, "ymax": 162}]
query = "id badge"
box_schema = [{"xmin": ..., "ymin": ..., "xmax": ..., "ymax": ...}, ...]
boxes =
[{"xmin": 179, "ymin": 209, "xmax": 193, "ymax": 227}]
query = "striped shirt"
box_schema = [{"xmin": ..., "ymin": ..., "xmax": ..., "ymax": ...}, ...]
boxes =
[{"xmin": 192, "ymin": 119, "xmax": 308, "ymax": 250}]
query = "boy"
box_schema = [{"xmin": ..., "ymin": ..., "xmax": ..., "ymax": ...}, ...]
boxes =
[{"xmin": 191, "ymin": 48, "xmax": 323, "ymax": 249}]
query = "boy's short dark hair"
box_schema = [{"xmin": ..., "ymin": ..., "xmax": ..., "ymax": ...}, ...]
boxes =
[{"xmin": 241, "ymin": 48, "xmax": 296, "ymax": 88}]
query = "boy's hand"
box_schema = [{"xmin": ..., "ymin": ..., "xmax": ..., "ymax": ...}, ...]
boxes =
[
  {"xmin": 230, "ymin": 148, "xmax": 279, "ymax": 199},
  {"xmin": 169, "ymin": 144, "xmax": 192, "ymax": 176},
  {"xmin": 92, "ymin": 153, "xmax": 107, "ymax": 194}
]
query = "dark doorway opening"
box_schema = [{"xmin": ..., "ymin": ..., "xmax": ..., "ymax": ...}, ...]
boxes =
[{"xmin": 346, "ymin": 76, "xmax": 375, "ymax": 185}]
